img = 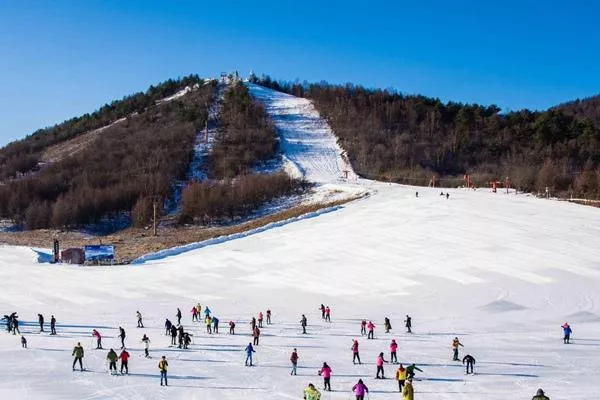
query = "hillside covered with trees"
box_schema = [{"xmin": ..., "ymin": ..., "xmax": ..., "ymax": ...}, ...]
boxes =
[
  {"xmin": 0, "ymin": 79, "xmax": 306, "ymax": 230},
  {"xmin": 0, "ymin": 77, "xmax": 216, "ymax": 229},
  {"xmin": 254, "ymin": 76, "xmax": 600, "ymax": 198}
]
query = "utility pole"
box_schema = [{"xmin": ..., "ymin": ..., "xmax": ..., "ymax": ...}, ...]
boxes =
[
  {"xmin": 153, "ymin": 201, "xmax": 157, "ymax": 237},
  {"xmin": 205, "ymin": 102, "xmax": 209, "ymax": 143}
]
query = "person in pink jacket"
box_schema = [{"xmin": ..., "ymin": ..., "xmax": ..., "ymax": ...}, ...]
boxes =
[
  {"xmin": 390, "ymin": 339, "xmax": 398, "ymax": 363},
  {"xmin": 367, "ymin": 321, "xmax": 375, "ymax": 339},
  {"xmin": 318, "ymin": 362, "xmax": 332, "ymax": 391},
  {"xmin": 351, "ymin": 339, "xmax": 361, "ymax": 364},
  {"xmin": 352, "ymin": 379, "xmax": 369, "ymax": 400},
  {"xmin": 376, "ymin": 352, "xmax": 389, "ymax": 379},
  {"xmin": 191, "ymin": 307, "xmax": 198, "ymax": 322}
]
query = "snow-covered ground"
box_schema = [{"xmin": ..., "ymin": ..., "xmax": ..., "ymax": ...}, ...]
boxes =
[
  {"xmin": 1, "ymin": 185, "xmax": 600, "ymax": 399},
  {"xmin": 247, "ymin": 84, "xmax": 366, "ymax": 203}
]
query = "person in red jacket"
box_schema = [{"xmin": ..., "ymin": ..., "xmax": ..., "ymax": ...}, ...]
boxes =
[
  {"xmin": 92, "ymin": 329, "xmax": 102, "ymax": 349},
  {"xmin": 290, "ymin": 348, "xmax": 299, "ymax": 375},
  {"xmin": 360, "ymin": 320, "xmax": 367, "ymax": 336},
  {"xmin": 367, "ymin": 321, "xmax": 375, "ymax": 339},
  {"xmin": 119, "ymin": 348, "xmax": 130, "ymax": 374},
  {"xmin": 351, "ymin": 339, "xmax": 361, "ymax": 364}
]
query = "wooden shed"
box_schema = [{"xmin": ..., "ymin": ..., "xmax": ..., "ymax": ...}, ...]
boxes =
[{"xmin": 61, "ymin": 248, "xmax": 85, "ymax": 265}]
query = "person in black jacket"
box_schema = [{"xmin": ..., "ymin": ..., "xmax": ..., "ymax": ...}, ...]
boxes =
[
  {"xmin": 50, "ymin": 315, "xmax": 56, "ymax": 335},
  {"xmin": 462, "ymin": 354, "xmax": 476, "ymax": 374},
  {"xmin": 38, "ymin": 314, "xmax": 44, "ymax": 332}
]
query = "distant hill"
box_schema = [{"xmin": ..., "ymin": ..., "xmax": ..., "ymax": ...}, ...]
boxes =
[
  {"xmin": 554, "ymin": 95, "xmax": 600, "ymax": 130},
  {"xmin": 0, "ymin": 77, "xmax": 304, "ymax": 230},
  {"xmin": 253, "ymin": 75, "xmax": 600, "ymax": 198}
]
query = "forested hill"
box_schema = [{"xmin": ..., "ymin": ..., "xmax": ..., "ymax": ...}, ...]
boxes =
[
  {"xmin": 555, "ymin": 95, "xmax": 600, "ymax": 131},
  {"xmin": 253, "ymin": 76, "xmax": 600, "ymax": 198},
  {"xmin": 0, "ymin": 75, "xmax": 204, "ymax": 182}
]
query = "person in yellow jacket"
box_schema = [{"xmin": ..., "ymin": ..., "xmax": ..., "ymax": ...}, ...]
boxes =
[
  {"xmin": 303, "ymin": 383, "xmax": 321, "ymax": 400},
  {"xmin": 452, "ymin": 337, "xmax": 463, "ymax": 361},
  {"xmin": 396, "ymin": 363, "xmax": 407, "ymax": 392},
  {"xmin": 158, "ymin": 355, "xmax": 168, "ymax": 386},
  {"xmin": 402, "ymin": 378, "xmax": 414, "ymax": 400},
  {"xmin": 206, "ymin": 315, "xmax": 212, "ymax": 334}
]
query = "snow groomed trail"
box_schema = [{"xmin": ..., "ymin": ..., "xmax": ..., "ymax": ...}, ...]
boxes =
[{"xmin": 247, "ymin": 83, "xmax": 357, "ymax": 184}]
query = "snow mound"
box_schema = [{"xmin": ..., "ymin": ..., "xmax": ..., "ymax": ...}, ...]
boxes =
[{"xmin": 481, "ymin": 299, "xmax": 526, "ymax": 313}]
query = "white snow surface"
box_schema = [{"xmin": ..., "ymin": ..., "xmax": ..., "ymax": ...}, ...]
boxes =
[
  {"xmin": 247, "ymin": 83, "xmax": 357, "ymax": 184},
  {"xmin": 2, "ymin": 185, "xmax": 600, "ymax": 399}
]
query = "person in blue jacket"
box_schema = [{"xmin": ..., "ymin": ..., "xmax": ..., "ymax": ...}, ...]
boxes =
[
  {"xmin": 245, "ymin": 342, "xmax": 255, "ymax": 366},
  {"xmin": 562, "ymin": 322, "xmax": 572, "ymax": 344}
]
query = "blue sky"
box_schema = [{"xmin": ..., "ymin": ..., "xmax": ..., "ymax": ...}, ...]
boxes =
[{"xmin": 1, "ymin": 0, "xmax": 599, "ymax": 146}]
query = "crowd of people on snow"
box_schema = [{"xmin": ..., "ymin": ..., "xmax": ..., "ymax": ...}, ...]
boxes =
[{"xmin": 1, "ymin": 305, "xmax": 562, "ymax": 399}]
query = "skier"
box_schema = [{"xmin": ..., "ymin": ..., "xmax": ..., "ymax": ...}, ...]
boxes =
[
  {"xmin": 532, "ymin": 388, "xmax": 550, "ymax": 400},
  {"xmin": 118, "ymin": 327, "xmax": 126, "ymax": 349},
  {"xmin": 406, "ymin": 363, "xmax": 422, "ymax": 379},
  {"xmin": 229, "ymin": 320, "xmax": 235, "ymax": 335},
  {"xmin": 141, "ymin": 334, "xmax": 151, "ymax": 358},
  {"xmin": 72, "ymin": 342, "xmax": 84, "ymax": 371},
  {"xmin": 183, "ymin": 332, "xmax": 191, "ymax": 349},
  {"xmin": 266, "ymin": 309, "xmax": 272, "ymax": 325},
  {"xmin": 50, "ymin": 315, "xmax": 56, "ymax": 335},
  {"xmin": 319, "ymin": 304, "xmax": 326, "ymax": 319},
  {"xmin": 159, "ymin": 356, "xmax": 168, "ymax": 386},
  {"xmin": 191, "ymin": 306, "xmax": 198, "ymax": 322},
  {"xmin": 452, "ymin": 337, "xmax": 463, "ymax": 361},
  {"xmin": 245, "ymin": 342, "xmax": 255, "ymax": 366},
  {"xmin": 360, "ymin": 320, "xmax": 367, "ymax": 336},
  {"xmin": 205, "ymin": 315, "xmax": 212, "ymax": 334},
  {"xmin": 446, "ymin": 193, "xmax": 450, "ymax": 199},
  {"xmin": 196, "ymin": 303, "xmax": 202, "ymax": 319},
  {"xmin": 303, "ymin": 383, "xmax": 321, "ymax": 400},
  {"xmin": 300, "ymin": 314, "xmax": 307, "ymax": 334},
  {"xmin": 21, "ymin": 335, "xmax": 27, "ymax": 349},
  {"xmin": 170, "ymin": 325, "xmax": 177, "ymax": 345},
  {"xmin": 176, "ymin": 308, "xmax": 182, "ymax": 326},
  {"xmin": 367, "ymin": 321, "xmax": 375, "ymax": 339},
  {"xmin": 562, "ymin": 322, "xmax": 572, "ymax": 344},
  {"xmin": 390, "ymin": 339, "xmax": 398, "ymax": 363},
  {"xmin": 250, "ymin": 317, "xmax": 257, "ymax": 331},
  {"xmin": 404, "ymin": 315, "xmax": 412, "ymax": 333},
  {"xmin": 325, "ymin": 306, "xmax": 331, "ymax": 322},
  {"xmin": 258, "ymin": 312, "xmax": 263, "ymax": 328},
  {"xmin": 92, "ymin": 329, "xmax": 102, "ymax": 349},
  {"xmin": 402, "ymin": 377, "xmax": 414, "ymax": 400},
  {"xmin": 12, "ymin": 316, "xmax": 20, "ymax": 335},
  {"xmin": 395, "ymin": 363, "xmax": 407, "ymax": 392},
  {"xmin": 107, "ymin": 348, "xmax": 118, "ymax": 374},
  {"xmin": 212, "ymin": 316, "xmax": 219, "ymax": 333},
  {"xmin": 177, "ymin": 325, "xmax": 184, "ymax": 348},
  {"xmin": 2, "ymin": 314, "xmax": 11, "ymax": 332},
  {"xmin": 253, "ymin": 326, "xmax": 261, "ymax": 346},
  {"xmin": 136, "ymin": 311, "xmax": 143, "ymax": 328},
  {"xmin": 38, "ymin": 313, "xmax": 44, "ymax": 332},
  {"xmin": 203, "ymin": 306, "xmax": 211, "ymax": 322},
  {"xmin": 376, "ymin": 352, "xmax": 388, "ymax": 379},
  {"xmin": 119, "ymin": 348, "xmax": 130, "ymax": 374},
  {"xmin": 351, "ymin": 339, "xmax": 361, "ymax": 364},
  {"xmin": 384, "ymin": 317, "xmax": 392, "ymax": 333},
  {"xmin": 165, "ymin": 318, "xmax": 172, "ymax": 335},
  {"xmin": 462, "ymin": 354, "xmax": 476, "ymax": 374},
  {"xmin": 318, "ymin": 362, "xmax": 332, "ymax": 391},
  {"xmin": 415, "ymin": 191, "xmax": 419, "ymax": 198},
  {"xmin": 290, "ymin": 348, "xmax": 299, "ymax": 375},
  {"xmin": 352, "ymin": 379, "xmax": 369, "ymax": 400}
]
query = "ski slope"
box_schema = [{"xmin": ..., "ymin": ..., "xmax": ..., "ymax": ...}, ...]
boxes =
[
  {"xmin": 2, "ymin": 185, "xmax": 600, "ymax": 399},
  {"xmin": 247, "ymin": 83, "xmax": 357, "ymax": 184}
]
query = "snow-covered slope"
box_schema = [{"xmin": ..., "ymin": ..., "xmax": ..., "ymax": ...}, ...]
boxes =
[
  {"xmin": 247, "ymin": 83, "xmax": 357, "ymax": 183},
  {"xmin": 1, "ymin": 185, "xmax": 600, "ymax": 399}
]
